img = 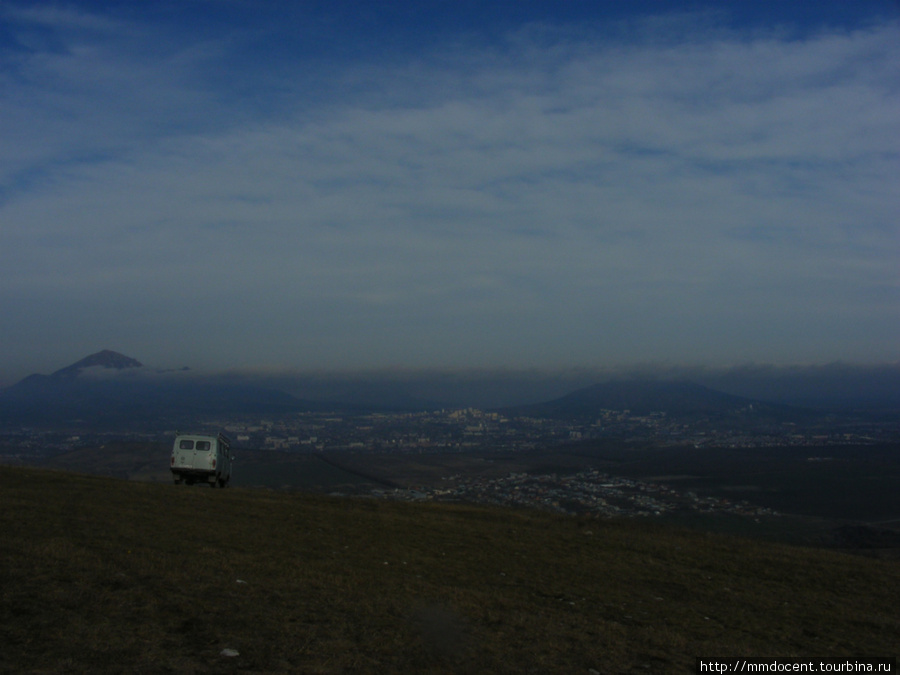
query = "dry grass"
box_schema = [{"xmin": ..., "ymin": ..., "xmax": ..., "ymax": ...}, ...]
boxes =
[{"xmin": 1, "ymin": 465, "xmax": 897, "ymax": 674}]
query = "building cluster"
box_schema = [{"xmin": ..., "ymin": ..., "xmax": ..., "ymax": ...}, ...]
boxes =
[
  {"xmin": 0, "ymin": 404, "xmax": 895, "ymax": 461},
  {"xmin": 376, "ymin": 468, "xmax": 779, "ymax": 519},
  {"xmin": 0, "ymin": 406, "xmax": 888, "ymax": 525},
  {"xmin": 215, "ymin": 406, "xmax": 891, "ymax": 452}
]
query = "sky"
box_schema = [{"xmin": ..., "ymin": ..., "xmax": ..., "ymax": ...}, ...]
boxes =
[{"xmin": 2, "ymin": 0, "xmax": 898, "ymax": 384}]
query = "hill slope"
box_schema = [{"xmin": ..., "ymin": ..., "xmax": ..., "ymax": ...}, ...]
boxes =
[
  {"xmin": 509, "ymin": 379, "xmax": 812, "ymax": 423},
  {"xmin": 1, "ymin": 466, "xmax": 897, "ymax": 674}
]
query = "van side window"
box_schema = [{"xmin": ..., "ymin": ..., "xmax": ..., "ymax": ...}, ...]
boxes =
[
  {"xmin": 179, "ymin": 440, "xmax": 194, "ymax": 450},
  {"xmin": 196, "ymin": 441, "xmax": 211, "ymax": 451}
]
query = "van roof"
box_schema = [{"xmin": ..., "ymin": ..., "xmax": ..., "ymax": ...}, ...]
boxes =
[{"xmin": 174, "ymin": 432, "xmax": 230, "ymax": 442}]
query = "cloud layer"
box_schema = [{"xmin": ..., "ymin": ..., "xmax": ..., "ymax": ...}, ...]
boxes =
[{"xmin": 1, "ymin": 7, "xmax": 898, "ymax": 379}]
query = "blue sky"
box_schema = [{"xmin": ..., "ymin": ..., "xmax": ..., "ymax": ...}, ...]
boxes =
[{"xmin": 1, "ymin": 1, "xmax": 898, "ymax": 383}]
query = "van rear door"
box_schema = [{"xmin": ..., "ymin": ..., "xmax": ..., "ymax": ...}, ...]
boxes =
[
  {"xmin": 174, "ymin": 438, "xmax": 195, "ymax": 469},
  {"xmin": 193, "ymin": 439, "xmax": 213, "ymax": 471},
  {"xmin": 175, "ymin": 437, "xmax": 212, "ymax": 471}
]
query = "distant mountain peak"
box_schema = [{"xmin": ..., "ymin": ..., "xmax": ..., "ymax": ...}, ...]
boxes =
[{"xmin": 52, "ymin": 350, "xmax": 143, "ymax": 378}]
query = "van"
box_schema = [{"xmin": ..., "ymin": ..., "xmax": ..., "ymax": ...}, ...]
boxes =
[{"xmin": 170, "ymin": 432, "xmax": 233, "ymax": 487}]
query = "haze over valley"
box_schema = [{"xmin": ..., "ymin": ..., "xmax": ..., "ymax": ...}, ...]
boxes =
[{"xmin": 3, "ymin": 350, "xmax": 898, "ymax": 556}]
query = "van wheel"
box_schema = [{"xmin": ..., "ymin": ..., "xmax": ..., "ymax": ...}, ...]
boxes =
[{"xmin": 173, "ymin": 475, "xmax": 182, "ymax": 485}]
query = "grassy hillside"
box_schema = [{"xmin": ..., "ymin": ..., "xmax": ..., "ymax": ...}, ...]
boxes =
[{"xmin": 1, "ymin": 466, "xmax": 897, "ymax": 674}]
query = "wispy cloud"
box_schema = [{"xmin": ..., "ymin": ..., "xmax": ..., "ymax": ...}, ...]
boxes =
[{"xmin": 1, "ymin": 8, "xmax": 898, "ymax": 376}]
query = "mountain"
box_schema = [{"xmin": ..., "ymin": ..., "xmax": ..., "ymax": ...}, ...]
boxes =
[
  {"xmin": 50, "ymin": 349, "xmax": 143, "ymax": 378},
  {"xmin": 9, "ymin": 350, "xmax": 143, "ymax": 391},
  {"xmin": 0, "ymin": 350, "xmax": 310, "ymax": 429},
  {"xmin": 505, "ymin": 379, "xmax": 813, "ymax": 423}
]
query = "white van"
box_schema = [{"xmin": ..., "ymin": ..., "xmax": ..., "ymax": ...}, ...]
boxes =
[{"xmin": 170, "ymin": 433, "xmax": 233, "ymax": 487}]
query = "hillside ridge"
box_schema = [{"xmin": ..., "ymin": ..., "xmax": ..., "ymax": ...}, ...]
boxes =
[{"xmin": 2, "ymin": 465, "xmax": 897, "ymax": 673}]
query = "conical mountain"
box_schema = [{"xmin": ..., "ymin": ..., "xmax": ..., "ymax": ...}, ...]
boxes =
[{"xmin": 50, "ymin": 350, "xmax": 143, "ymax": 378}]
